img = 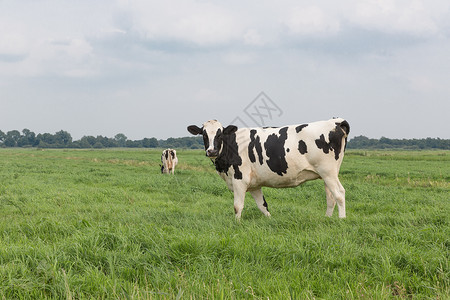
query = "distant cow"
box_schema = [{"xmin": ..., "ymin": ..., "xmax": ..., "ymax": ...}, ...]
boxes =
[
  {"xmin": 188, "ymin": 118, "xmax": 350, "ymax": 220},
  {"xmin": 161, "ymin": 149, "xmax": 178, "ymax": 175}
]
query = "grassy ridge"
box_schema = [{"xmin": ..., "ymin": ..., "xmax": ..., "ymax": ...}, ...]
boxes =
[{"xmin": 0, "ymin": 149, "xmax": 448, "ymax": 298}]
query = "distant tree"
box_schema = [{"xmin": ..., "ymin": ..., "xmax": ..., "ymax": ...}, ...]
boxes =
[
  {"xmin": 101, "ymin": 137, "xmax": 119, "ymax": 148},
  {"xmin": 125, "ymin": 140, "xmax": 141, "ymax": 148},
  {"xmin": 379, "ymin": 137, "xmax": 391, "ymax": 145},
  {"xmin": 7, "ymin": 130, "xmax": 21, "ymax": 140},
  {"xmin": 93, "ymin": 142, "xmax": 104, "ymax": 149},
  {"xmin": 20, "ymin": 129, "xmax": 37, "ymax": 146},
  {"xmin": 86, "ymin": 136, "xmax": 97, "ymax": 146},
  {"xmin": 17, "ymin": 136, "xmax": 29, "ymax": 147},
  {"xmin": 37, "ymin": 133, "xmax": 56, "ymax": 146},
  {"xmin": 164, "ymin": 137, "xmax": 182, "ymax": 149},
  {"xmin": 78, "ymin": 137, "xmax": 92, "ymax": 148},
  {"xmin": 54, "ymin": 130, "xmax": 72, "ymax": 146},
  {"xmin": 70, "ymin": 141, "xmax": 82, "ymax": 148},
  {"xmin": 37, "ymin": 141, "xmax": 50, "ymax": 148},
  {"xmin": 347, "ymin": 135, "xmax": 449, "ymax": 150},
  {"xmin": 3, "ymin": 137, "xmax": 16, "ymax": 147},
  {"xmin": 142, "ymin": 137, "xmax": 158, "ymax": 148},
  {"xmin": 1, "ymin": 127, "xmax": 449, "ymax": 149},
  {"xmin": 4, "ymin": 130, "xmax": 21, "ymax": 147},
  {"xmin": 115, "ymin": 133, "xmax": 127, "ymax": 147}
]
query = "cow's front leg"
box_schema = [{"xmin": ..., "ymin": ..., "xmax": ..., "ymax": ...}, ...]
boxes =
[
  {"xmin": 250, "ymin": 189, "xmax": 271, "ymax": 217},
  {"xmin": 233, "ymin": 183, "xmax": 247, "ymax": 221}
]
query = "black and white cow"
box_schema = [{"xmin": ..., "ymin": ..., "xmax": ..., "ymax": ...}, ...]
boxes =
[
  {"xmin": 187, "ymin": 118, "xmax": 350, "ymax": 220},
  {"xmin": 161, "ymin": 149, "xmax": 178, "ymax": 175}
]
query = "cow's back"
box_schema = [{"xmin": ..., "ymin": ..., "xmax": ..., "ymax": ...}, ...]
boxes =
[{"xmin": 234, "ymin": 118, "xmax": 348, "ymax": 189}]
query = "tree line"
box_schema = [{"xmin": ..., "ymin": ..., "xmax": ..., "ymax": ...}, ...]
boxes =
[
  {"xmin": 0, "ymin": 129, "xmax": 204, "ymax": 149},
  {"xmin": 347, "ymin": 135, "xmax": 449, "ymax": 150},
  {"xmin": 0, "ymin": 129, "xmax": 448, "ymax": 150}
]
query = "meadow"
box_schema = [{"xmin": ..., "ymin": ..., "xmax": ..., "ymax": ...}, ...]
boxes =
[{"xmin": 0, "ymin": 148, "xmax": 448, "ymax": 299}]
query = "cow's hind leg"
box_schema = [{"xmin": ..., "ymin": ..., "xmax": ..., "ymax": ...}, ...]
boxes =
[
  {"xmin": 250, "ymin": 189, "xmax": 271, "ymax": 217},
  {"xmin": 323, "ymin": 176, "xmax": 346, "ymax": 218},
  {"xmin": 324, "ymin": 183, "xmax": 336, "ymax": 217}
]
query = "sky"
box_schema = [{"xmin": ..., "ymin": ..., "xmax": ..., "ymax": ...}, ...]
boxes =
[{"xmin": 1, "ymin": 0, "xmax": 449, "ymax": 140}]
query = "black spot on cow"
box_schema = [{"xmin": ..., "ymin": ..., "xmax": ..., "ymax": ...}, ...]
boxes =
[
  {"xmin": 202, "ymin": 129, "xmax": 209, "ymax": 150},
  {"xmin": 296, "ymin": 124, "xmax": 308, "ymax": 133},
  {"xmin": 286, "ymin": 148, "xmax": 290, "ymax": 152},
  {"xmin": 263, "ymin": 196, "xmax": 269, "ymax": 211},
  {"xmin": 232, "ymin": 165, "xmax": 242, "ymax": 179},
  {"xmin": 328, "ymin": 122, "xmax": 347, "ymax": 160},
  {"xmin": 298, "ymin": 140, "xmax": 307, "ymax": 154},
  {"xmin": 315, "ymin": 134, "xmax": 330, "ymax": 154},
  {"xmin": 264, "ymin": 127, "xmax": 289, "ymax": 176},
  {"xmin": 213, "ymin": 128, "xmax": 222, "ymax": 152},
  {"xmin": 248, "ymin": 129, "xmax": 264, "ymax": 165},
  {"xmin": 215, "ymin": 131, "xmax": 243, "ymax": 180},
  {"xmin": 315, "ymin": 121, "xmax": 350, "ymax": 160}
]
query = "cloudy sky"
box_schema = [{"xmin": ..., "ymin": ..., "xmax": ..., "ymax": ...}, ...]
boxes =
[{"xmin": 1, "ymin": 0, "xmax": 449, "ymax": 140}]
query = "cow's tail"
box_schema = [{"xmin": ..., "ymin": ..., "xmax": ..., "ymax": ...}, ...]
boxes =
[
  {"xmin": 340, "ymin": 120, "xmax": 350, "ymax": 137},
  {"xmin": 167, "ymin": 150, "xmax": 173, "ymax": 170},
  {"xmin": 339, "ymin": 120, "xmax": 350, "ymax": 151}
]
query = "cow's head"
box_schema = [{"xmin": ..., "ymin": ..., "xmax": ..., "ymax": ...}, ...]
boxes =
[{"xmin": 187, "ymin": 120, "xmax": 238, "ymax": 158}]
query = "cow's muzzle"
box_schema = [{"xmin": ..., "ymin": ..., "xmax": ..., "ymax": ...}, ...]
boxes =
[{"xmin": 206, "ymin": 149, "xmax": 219, "ymax": 158}]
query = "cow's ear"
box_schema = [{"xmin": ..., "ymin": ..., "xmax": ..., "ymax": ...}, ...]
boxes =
[
  {"xmin": 187, "ymin": 125, "xmax": 203, "ymax": 135},
  {"xmin": 223, "ymin": 125, "xmax": 238, "ymax": 135}
]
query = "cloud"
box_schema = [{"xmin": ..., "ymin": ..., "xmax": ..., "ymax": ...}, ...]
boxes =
[
  {"xmin": 2, "ymin": 37, "xmax": 95, "ymax": 78},
  {"xmin": 3, "ymin": 0, "xmax": 447, "ymax": 74},
  {"xmin": 351, "ymin": 0, "xmax": 448, "ymax": 37},
  {"xmin": 243, "ymin": 29, "xmax": 266, "ymax": 46},
  {"xmin": 0, "ymin": 0, "xmax": 112, "ymax": 78},
  {"xmin": 193, "ymin": 88, "xmax": 223, "ymax": 103},
  {"xmin": 0, "ymin": 18, "xmax": 30, "ymax": 62},
  {"xmin": 114, "ymin": 0, "xmax": 243, "ymax": 46},
  {"xmin": 108, "ymin": 0, "xmax": 450, "ymax": 58},
  {"xmin": 222, "ymin": 51, "xmax": 258, "ymax": 65},
  {"xmin": 283, "ymin": 5, "xmax": 341, "ymax": 36},
  {"xmin": 0, "ymin": 53, "xmax": 28, "ymax": 63},
  {"xmin": 1, "ymin": 0, "xmax": 449, "ymax": 139}
]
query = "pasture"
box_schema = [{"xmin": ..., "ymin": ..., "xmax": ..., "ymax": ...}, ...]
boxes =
[{"xmin": 0, "ymin": 148, "xmax": 448, "ymax": 299}]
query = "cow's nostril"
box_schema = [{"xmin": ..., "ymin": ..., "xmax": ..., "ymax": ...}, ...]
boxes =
[{"xmin": 207, "ymin": 149, "xmax": 218, "ymax": 157}]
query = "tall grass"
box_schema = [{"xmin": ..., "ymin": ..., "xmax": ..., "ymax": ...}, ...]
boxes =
[{"xmin": 0, "ymin": 149, "xmax": 448, "ymax": 298}]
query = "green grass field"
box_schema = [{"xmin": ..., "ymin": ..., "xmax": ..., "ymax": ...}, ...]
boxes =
[{"xmin": 0, "ymin": 148, "xmax": 448, "ymax": 299}]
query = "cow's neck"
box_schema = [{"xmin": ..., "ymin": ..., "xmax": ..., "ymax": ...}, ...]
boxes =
[
  {"xmin": 214, "ymin": 132, "xmax": 242, "ymax": 171},
  {"xmin": 215, "ymin": 134, "xmax": 232, "ymax": 162}
]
